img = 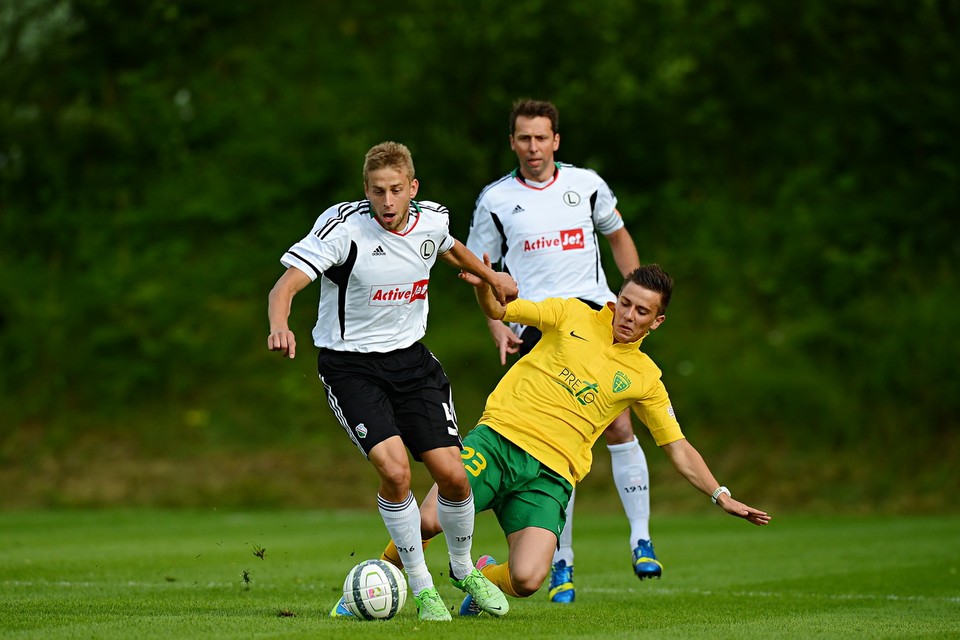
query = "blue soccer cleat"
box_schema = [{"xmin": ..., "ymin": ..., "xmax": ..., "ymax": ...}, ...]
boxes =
[
  {"xmin": 548, "ymin": 559, "xmax": 575, "ymax": 603},
  {"xmin": 458, "ymin": 555, "xmax": 499, "ymax": 616},
  {"xmin": 329, "ymin": 595, "xmax": 353, "ymax": 617},
  {"xmin": 632, "ymin": 539, "xmax": 663, "ymax": 579}
]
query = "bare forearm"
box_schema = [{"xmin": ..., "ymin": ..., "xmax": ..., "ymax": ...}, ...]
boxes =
[
  {"xmin": 441, "ymin": 240, "xmax": 490, "ymax": 282},
  {"xmin": 475, "ymin": 284, "xmax": 506, "ymax": 320},
  {"xmin": 267, "ymin": 267, "xmax": 311, "ymax": 358},
  {"xmin": 268, "ymin": 288, "xmax": 293, "ymax": 332},
  {"xmin": 443, "ymin": 240, "xmax": 517, "ymax": 304},
  {"xmin": 606, "ymin": 227, "xmax": 640, "ymax": 276},
  {"xmin": 663, "ymin": 439, "xmax": 719, "ymax": 497}
]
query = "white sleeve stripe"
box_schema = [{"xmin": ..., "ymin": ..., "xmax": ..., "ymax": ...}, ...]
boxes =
[
  {"xmin": 416, "ymin": 201, "xmax": 450, "ymax": 216},
  {"xmin": 315, "ymin": 203, "xmax": 362, "ymax": 240}
]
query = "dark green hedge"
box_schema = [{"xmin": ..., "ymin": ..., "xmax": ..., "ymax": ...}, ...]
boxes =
[{"xmin": 2, "ymin": 0, "xmax": 958, "ymax": 504}]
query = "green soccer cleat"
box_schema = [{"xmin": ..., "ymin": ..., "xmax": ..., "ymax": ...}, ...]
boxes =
[
  {"xmin": 413, "ymin": 586, "xmax": 452, "ymax": 621},
  {"xmin": 458, "ymin": 555, "xmax": 507, "ymax": 616},
  {"xmin": 632, "ymin": 539, "xmax": 663, "ymax": 579},
  {"xmin": 450, "ymin": 558, "xmax": 509, "ymax": 617},
  {"xmin": 548, "ymin": 559, "xmax": 575, "ymax": 603}
]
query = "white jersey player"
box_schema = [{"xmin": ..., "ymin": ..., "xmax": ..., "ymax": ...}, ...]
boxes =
[
  {"xmin": 267, "ymin": 142, "xmax": 515, "ymax": 621},
  {"xmin": 281, "ymin": 198, "xmax": 455, "ymax": 353},
  {"xmin": 466, "ymin": 100, "xmax": 661, "ymax": 605},
  {"xmin": 468, "ymin": 161, "xmax": 622, "ymax": 308}
]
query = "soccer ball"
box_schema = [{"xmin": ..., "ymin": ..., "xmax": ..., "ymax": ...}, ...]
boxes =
[{"xmin": 342, "ymin": 559, "xmax": 407, "ymax": 620}]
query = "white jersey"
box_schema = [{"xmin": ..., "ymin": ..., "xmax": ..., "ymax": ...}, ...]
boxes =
[
  {"xmin": 466, "ymin": 162, "xmax": 624, "ymax": 305},
  {"xmin": 281, "ymin": 199, "xmax": 455, "ymax": 353}
]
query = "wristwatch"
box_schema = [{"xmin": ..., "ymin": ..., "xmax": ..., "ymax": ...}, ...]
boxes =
[{"xmin": 711, "ymin": 486, "xmax": 731, "ymax": 505}]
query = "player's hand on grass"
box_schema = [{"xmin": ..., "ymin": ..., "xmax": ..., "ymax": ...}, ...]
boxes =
[
  {"xmin": 718, "ymin": 496, "xmax": 771, "ymax": 526},
  {"xmin": 268, "ymin": 329, "xmax": 297, "ymax": 359}
]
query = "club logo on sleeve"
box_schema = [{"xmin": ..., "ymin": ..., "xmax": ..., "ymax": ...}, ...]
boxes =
[
  {"xmin": 369, "ymin": 279, "xmax": 429, "ymax": 305},
  {"xmin": 523, "ymin": 228, "xmax": 585, "ymax": 254},
  {"xmin": 613, "ymin": 371, "xmax": 631, "ymax": 393}
]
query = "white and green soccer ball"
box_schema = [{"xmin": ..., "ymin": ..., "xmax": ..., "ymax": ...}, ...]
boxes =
[{"xmin": 342, "ymin": 558, "xmax": 407, "ymax": 620}]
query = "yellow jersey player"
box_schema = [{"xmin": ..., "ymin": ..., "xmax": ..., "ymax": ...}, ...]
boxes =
[{"xmin": 371, "ymin": 261, "xmax": 770, "ymax": 614}]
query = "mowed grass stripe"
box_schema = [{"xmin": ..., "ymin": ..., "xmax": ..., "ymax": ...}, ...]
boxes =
[{"xmin": 1, "ymin": 510, "xmax": 958, "ymax": 639}]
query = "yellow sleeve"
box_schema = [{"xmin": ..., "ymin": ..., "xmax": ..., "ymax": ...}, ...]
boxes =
[
  {"xmin": 631, "ymin": 380, "xmax": 685, "ymax": 446},
  {"xmin": 503, "ymin": 298, "xmax": 569, "ymax": 328}
]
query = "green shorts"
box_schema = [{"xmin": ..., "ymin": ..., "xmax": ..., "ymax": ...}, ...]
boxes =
[{"xmin": 460, "ymin": 425, "xmax": 573, "ymax": 539}]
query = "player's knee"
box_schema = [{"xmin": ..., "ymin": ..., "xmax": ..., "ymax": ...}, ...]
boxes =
[
  {"xmin": 431, "ymin": 465, "xmax": 471, "ymax": 501},
  {"xmin": 376, "ymin": 464, "xmax": 412, "ymax": 495},
  {"xmin": 511, "ymin": 565, "xmax": 549, "ymax": 597},
  {"xmin": 434, "ymin": 474, "xmax": 471, "ymax": 502}
]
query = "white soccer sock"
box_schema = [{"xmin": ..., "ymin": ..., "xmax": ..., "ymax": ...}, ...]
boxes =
[
  {"xmin": 436, "ymin": 491, "xmax": 475, "ymax": 580},
  {"xmin": 378, "ymin": 492, "xmax": 433, "ymax": 595},
  {"xmin": 551, "ymin": 488, "xmax": 575, "ymax": 566},
  {"xmin": 608, "ymin": 436, "xmax": 651, "ymax": 547}
]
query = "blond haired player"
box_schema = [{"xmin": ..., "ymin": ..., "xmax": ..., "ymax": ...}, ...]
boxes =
[{"xmin": 267, "ymin": 142, "xmax": 516, "ymax": 621}]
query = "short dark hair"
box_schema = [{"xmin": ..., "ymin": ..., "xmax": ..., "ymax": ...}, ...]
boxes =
[
  {"xmin": 620, "ymin": 264, "xmax": 673, "ymax": 313},
  {"xmin": 510, "ymin": 99, "xmax": 559, "ymax": 135}
]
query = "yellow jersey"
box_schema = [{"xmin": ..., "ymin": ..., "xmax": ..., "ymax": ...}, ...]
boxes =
[{"xmin": 479, "ymin": 297, "xmax": 685, "ymax": 485}]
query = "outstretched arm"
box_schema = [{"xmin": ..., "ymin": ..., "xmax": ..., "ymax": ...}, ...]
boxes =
[
  {"xmin": 661, "ymin": 439, "xmax": 771, "ymax": 526},
  {"xmin": 440, "ymin": 239, "xmax": 517, "ymax": 305}
]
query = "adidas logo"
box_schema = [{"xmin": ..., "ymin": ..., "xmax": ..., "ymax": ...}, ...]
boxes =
[
  {"xmin": 372, "ymin": 246, "xmax": 386, "ymax": 256},
  {"xmin": 511, "ymin": 204, "xmax": 525, "ymax": 215}
]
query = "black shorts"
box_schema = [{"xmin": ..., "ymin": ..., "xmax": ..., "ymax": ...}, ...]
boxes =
[{"xmin": 317, "ymin": 343, "xmax": 462, "ymax": 461}]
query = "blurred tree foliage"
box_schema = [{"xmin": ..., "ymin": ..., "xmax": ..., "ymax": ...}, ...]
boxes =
[{"xmin": 1, "ymin": 0, "xmax": 958, "ymax": 507}]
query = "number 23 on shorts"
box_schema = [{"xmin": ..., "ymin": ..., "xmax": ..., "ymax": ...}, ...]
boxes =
[{"xmin": 461, "ymin": 446, "xmax": 487, "ymax": 477}]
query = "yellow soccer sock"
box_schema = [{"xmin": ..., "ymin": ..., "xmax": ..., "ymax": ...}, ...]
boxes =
[
  {"xmin": 481, "ymin": 560, "xmax": 520, "ymax": 598},
  {"xmin": 380, "ymin": 539, "xmax": 432, "ymax": 570}
]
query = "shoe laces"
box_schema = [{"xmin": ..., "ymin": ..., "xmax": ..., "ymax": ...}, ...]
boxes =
[
  {"xmin": 634, "ymin": 539, "xmax": 656, "ymax": 559},
  {"xmin": 461, "ymin": 569, "xmax": 496, "ymax": 598},
  {"xmin": 416, "ymin": 587, "xmax": 445, "ymax": 613},
  {"xmin": 550, "ymin": 560, "xmax": 573, "ymax": 587}
]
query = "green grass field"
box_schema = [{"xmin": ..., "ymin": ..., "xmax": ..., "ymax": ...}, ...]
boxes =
[{"xmin": 1, "ymin": 509, "xmax": 958, "ymax": 639}]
